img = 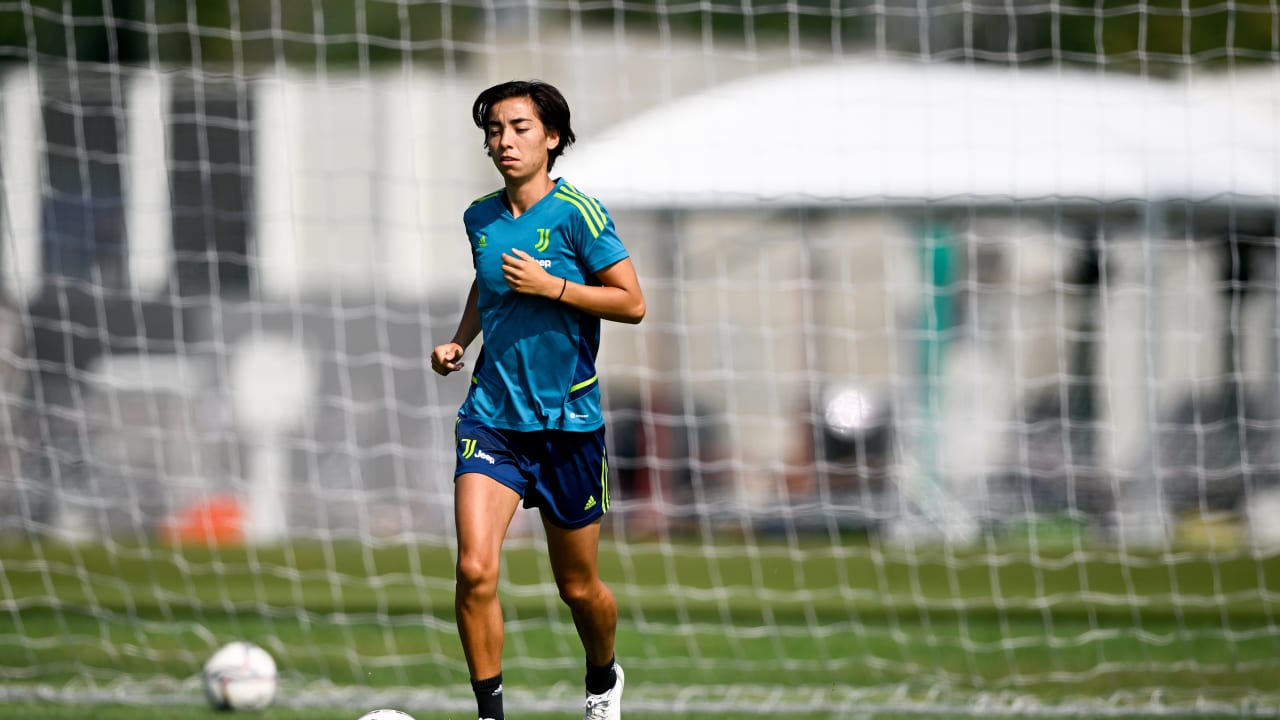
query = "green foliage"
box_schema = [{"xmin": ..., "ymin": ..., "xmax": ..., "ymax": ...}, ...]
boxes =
[
  {"xmin": 560, "ymin": 0, "xmax": 1278, "ymax": 72},
  {"xmin": 1055, "ymin": 0, "xmax": 1280, "ymax": 72},
  {"xmin": 1, "ymin": 0, "xmax": 1274, "ymax": 71},
  {"xmin": 565, "ymin": 0, "xmax": 869, "ymax": 48},
  {"xmin": 0, "ymin": 0, "xmax": 479, "ymax": 67}
]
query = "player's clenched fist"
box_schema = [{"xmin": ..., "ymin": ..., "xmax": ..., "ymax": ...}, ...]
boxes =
[
  {"xmin": 431, "ymin": 342, "xmax": 466, "ymax": 376},
  {"xmin": 501, "ymin": 248, "xmax": 555, "ymax": 297}
]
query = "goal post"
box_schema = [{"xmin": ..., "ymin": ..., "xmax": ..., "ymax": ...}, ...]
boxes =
[{"xmin": 1, "ymin": 1, "xmax": 1279, "ymax": 716}]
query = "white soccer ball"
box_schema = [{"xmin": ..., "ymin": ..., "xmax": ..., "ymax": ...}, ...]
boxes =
[
  {"xmin": 202, "ymin": 640, "xmax": 279, "ymax": 711},
  {"xmin": 356, "ymin": 710, "xmax": 416, "ymax": 720}
]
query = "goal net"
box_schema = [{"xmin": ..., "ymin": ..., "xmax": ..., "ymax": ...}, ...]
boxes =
[{"xmin": 1, "ymin": 0, "xmax": 1278, "ymax": 716}]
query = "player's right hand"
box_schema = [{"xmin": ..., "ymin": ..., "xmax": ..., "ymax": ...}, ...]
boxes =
[{"xmin": 431, "ymin": 343, "xmax": 466, "ymax": 376}]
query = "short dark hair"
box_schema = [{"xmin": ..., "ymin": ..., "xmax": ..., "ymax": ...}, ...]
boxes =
[{"xmin": 472, "ymin": 80, "xmax": 577, "ymax": 171}]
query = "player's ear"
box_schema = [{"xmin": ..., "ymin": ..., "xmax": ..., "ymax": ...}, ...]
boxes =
[{"xmin": 546, "ymin": 129, "xmax": 560, "ymax": 152}]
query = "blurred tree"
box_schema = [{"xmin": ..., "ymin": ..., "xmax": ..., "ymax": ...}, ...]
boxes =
[
  {"xmin": 0, "ymin": 0, "xmax": 1275, "ymax": 71},
  {"xmin": 1055, "ymin": 0, "xmax": 1280, "ymax": 72},
  {"xmin": 566, "ymin": 0, "xmax": 1277, "ymax": 74},
  {"xmin": 0, "ymin": 0, "xmax": 479, "ymax": 68}
]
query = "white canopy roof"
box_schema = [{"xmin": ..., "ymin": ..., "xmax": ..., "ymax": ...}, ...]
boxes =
[{"xmin": 557, "ymin": 62, "xmax": 1280, "ymax": 208}]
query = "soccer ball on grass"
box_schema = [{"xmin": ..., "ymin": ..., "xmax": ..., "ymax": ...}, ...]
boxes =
[
  {"xmin": 202, "ymin": 640, "xmax": 279, "ymax": 711},
  {"xmin": 356, "ymin": 711, "xmax": 417, "ymax": 720}
]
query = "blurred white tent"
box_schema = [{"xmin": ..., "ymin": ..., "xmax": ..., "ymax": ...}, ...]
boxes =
[
  {"xmin": 557, "ymin": 60, "xmax": 1280, "ymax": 545},
  {"xmin": 558, "ymin": 61, "xmax": 1280, "ymax": 208}
]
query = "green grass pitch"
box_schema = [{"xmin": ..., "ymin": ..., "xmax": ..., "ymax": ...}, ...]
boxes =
[{"xmin": 1, "ymin": 529, "xmax": 1278, "ymax": 718}]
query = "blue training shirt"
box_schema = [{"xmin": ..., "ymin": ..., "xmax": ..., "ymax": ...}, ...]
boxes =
[{"xmin": 459, "ymin": 178, "xmax": 630, "ymax": 432}]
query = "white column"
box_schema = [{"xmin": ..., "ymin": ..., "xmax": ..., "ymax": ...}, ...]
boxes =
[
  {"xmin": 125, "ymin": 69, "xmax": 173, "ymax": 297},
  {"xmin": 379, "ymin": 69, "xmax": 427, "ymax": 300},
  {"xmin": 231, "ymin": 334, "xmax": 315, "ymax": 544},
  {"xmin": 1, "ymin": 68, "xmax": 44, "ymax": 304},
  {"xmin": 381, "ymin": 70, "xmax": 479, "ymax": 299},
  {"xmin": 253, "ymin": 73, "xmax": 302, "ymax": 300}
]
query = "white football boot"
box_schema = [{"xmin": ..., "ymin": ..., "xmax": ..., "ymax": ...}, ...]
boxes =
[{"xmin": 583, "ymin": 663, "xmax": 624, "ymax": 720}]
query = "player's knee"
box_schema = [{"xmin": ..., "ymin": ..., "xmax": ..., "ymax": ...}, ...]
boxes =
[
  {"xmin": 455, "ymin": 555, "xmax": 499, "ymax": 598},
  {"xmin": 556, "ymin": 576, "xmax": 602, "ymax": 609}
]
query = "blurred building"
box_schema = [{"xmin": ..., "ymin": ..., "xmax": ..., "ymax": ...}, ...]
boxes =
[
  {"xmin": 0, "ymin": 40, "xmax": 1277, "ymax": 544},
  {"xmin": 557, "ymin": 61, "xmax": 1280, "ymax": 542}
]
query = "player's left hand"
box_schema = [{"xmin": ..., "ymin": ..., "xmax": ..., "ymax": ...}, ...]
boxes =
[{"xmin": 501, "ymin": 248, "xmax": 558, "ymax": 298}]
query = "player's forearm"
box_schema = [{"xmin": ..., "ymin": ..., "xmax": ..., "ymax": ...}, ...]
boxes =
[
  {"xmin": 559, "ymin": 280, "xmax": 646, "ymax": 324},
  {"xmin": 451, "ymin": 282, "xmax": 483, "ymax": 347}
]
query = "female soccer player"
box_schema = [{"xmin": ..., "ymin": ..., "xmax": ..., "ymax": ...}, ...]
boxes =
[{"xmin": 431, "ymin": 80, "xmax": 645, "ymax": 720}]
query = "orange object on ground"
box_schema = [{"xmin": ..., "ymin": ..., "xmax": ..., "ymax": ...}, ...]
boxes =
[{"xmin": 159, "ymin": 495, "xmax": 245, "ymax": 545}]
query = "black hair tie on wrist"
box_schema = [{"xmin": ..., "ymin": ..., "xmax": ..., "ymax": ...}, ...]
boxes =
[{"xmin": 557, "ymin": 277, "xmax": 567, "ymax": 301}]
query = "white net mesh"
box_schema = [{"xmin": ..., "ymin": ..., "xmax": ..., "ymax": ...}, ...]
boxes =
[{"xmin": 1, "ymin": 0, "xmax": 1279, "ymax": 716}]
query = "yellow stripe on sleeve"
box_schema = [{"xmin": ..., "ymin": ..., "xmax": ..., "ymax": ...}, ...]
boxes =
[
  {"xmin": 557, "ymin": 185, "xmax": 608, "ymax": 232},
  {"xmin": 554, "ymin": 192, "xmax": 603, "ymax": 238},
  {"xmin": 470, "ymin": 190, "xmax": 501, "ymax": 206}
]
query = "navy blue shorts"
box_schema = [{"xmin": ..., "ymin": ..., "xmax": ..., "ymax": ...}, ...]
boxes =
[{"xmin": 453, "ymin": 416, "xmax": 612, "ymax": 529}]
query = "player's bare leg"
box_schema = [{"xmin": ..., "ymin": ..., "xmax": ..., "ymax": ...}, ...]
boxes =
[
  {"xmin": 455, "ymin": 472, "xmax": 521, "ymax": 718},
  {"xmin": 544, "ymin": 517, "xmax": 624, "ymax": 719},
  {"xmin": 544, "ymin": 518, "xmax": 616, "ymax": 663}
]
